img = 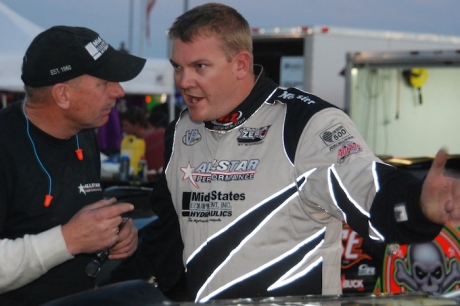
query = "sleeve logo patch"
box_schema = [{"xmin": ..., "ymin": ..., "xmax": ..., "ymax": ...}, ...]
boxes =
[
  {"xmin": 337, "ymin": 141, "xmax": 363, "ymax": 163},
  {"xmin": 320, "ymin": 123, "xmax": 350, "ymax": 146},
  {"xmin": 394, "ymin": 203, "xmax": 409, "ymax": 222}
]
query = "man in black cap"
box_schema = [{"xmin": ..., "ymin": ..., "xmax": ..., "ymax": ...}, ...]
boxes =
[{"xmin": 0, "ymin": 26, "xmax": 146, "ymax": 304}]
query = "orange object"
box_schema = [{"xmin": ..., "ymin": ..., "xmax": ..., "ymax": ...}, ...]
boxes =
[
  {"xmin": 75, "ymin": 148, "xmax": 83, "ymax": 161},
  {"xmin": 44, "ymin": 195, "xmax": 53, "ymax": 207}
]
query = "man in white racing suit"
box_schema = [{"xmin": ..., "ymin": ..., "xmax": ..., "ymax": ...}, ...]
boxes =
[{"xmin": 108, "ymin": 3, "xmax": 460, "ymax": 302}]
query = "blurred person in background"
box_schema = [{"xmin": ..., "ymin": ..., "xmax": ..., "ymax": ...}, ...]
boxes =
[
  {"xmin": 143, "ymin": 103, "xmax": 171, "ymax": 176},
  {"xmin": 120, "ymin": 106, "xmax": 148, "ymax": 138},
  {"xmin": 97, "ymin": 107, "xmax": 123, "ymax": 156}
]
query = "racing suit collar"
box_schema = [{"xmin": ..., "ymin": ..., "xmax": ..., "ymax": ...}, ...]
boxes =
[{"xmin": 204, "ymin": 65, "xmax": 278, "ymax": 133}]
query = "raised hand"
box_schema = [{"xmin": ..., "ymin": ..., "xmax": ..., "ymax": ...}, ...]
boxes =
[{"xmin": 420, "ymin": 149, "xmax": 460, "ymax": 225}]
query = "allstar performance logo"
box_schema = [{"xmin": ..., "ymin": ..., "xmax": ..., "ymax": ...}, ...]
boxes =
[
  {"xmin": 180, "ymin": 159, "xmax": 259, "ymax": 189},
  {"xmin": 78, "ymin": 183, "xmax": 102, "ymax": 195}
]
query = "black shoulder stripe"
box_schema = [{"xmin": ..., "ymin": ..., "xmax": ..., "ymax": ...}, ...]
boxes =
[
  {"xmin": 269, "ymin": 88, "xmax": 338, "ymax": 163},
  {"xmin": 329, "ymin": 167, "xmax": 369, "ymax": 238}
]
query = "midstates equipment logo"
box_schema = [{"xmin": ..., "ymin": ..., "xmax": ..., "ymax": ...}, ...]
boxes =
[{"xmin": 182, "ymin": 191, "xmax": 244, "ymax": 218}]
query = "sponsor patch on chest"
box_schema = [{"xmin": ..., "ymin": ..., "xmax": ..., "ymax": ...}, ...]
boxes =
[
  {"xmin": 237, "ymin": 126, "xmax": 270, "ymax": 145},
  {"xmin": 181, "ymin": 190, "xmax": 243, "ymax": 222},
  {"xmin": 78, "ymin": 183, "xmax": 102, "ymax": 195}
]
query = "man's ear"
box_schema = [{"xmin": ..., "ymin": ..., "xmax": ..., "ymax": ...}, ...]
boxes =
[
  {"xmin": 51, "ymin": 83, "xmax": 71, "ymax": 110},
  {"xmin": 234, "ymin": 50, "xmax": 252, "ymax": 80}
]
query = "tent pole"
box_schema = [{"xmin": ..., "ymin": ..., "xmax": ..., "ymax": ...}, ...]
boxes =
[
  {"xmin": 128, "ymin": 0, "xmax": 133, "ymax": 54},
  {"xmin": 1, "ymin": 93, "xmax": 6, "ymax": 109}
]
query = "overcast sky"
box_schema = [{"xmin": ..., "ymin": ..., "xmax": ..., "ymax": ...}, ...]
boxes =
[{"xmin": 2, "ymin": 0, "xmax": 460, "ymax": 59}]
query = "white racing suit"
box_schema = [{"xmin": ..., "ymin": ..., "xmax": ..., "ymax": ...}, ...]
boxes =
[{"xmin": 139, "ymin": 66, "xmax": 442, "ymax": 302}]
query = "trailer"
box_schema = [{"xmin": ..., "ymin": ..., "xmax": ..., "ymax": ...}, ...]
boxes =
[
  {"xmin": 342, "ymin": 49, "xmax": 460, "ymax": 158},
  {"xmin": 251, "ymin": 25, "xmax": 460, "ymax": 110}
]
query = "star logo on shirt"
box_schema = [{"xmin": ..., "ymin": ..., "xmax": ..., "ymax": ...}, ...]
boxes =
[
  {"xmin": 78, "ymin": 184, "xmax": 87, "ymax": 195},
  {"xmin": 180, "ymin": 162, "xmax": 199, "ymax": 189}
]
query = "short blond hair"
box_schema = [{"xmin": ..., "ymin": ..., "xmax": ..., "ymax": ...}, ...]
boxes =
[{"xmin": 168, "ymin": 2, "xmax": 253, "ymax": 65}]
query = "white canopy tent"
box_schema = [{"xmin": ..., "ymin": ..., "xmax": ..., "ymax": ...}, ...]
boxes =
[
  {"xmin": 0, "ymin": 1, "xmax": 43, "ymax": 55},
  {"xmin": 0, "ymin": 55, "xmax": 26, "ymax": 93},
  {"xmin": 120, "ymin": 58, "xmax": 177, "ymax": 122},
  {"xmin": 0, "ymin": 1, "xmax": 174, "ymax": 105},
  {"xmin": 0, "ymin": 0, "xmax": 43, "ymax": 100},
  {"xmin": 120, "ymin": 58, "xmax": 174, "ymax": 96}
]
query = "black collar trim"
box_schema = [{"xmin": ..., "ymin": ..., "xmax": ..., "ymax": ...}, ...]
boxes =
[{"xmin": 204, "ymin": 65, "xmax": 278, "ymax": 133}]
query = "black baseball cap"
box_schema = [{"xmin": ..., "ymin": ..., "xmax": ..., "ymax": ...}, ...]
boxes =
[{"xmin": 21, "ymin": 26, "xmax": 146, "ymax": 87}]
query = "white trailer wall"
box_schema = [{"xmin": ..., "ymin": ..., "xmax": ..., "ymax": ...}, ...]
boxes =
[
  {"xmin": 303, "ymin": 26, "xmax": 460, "ymax": 110},
  {"xmin": 347, "ymin": 50, "xmax": 460, "ymax": 157}
]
